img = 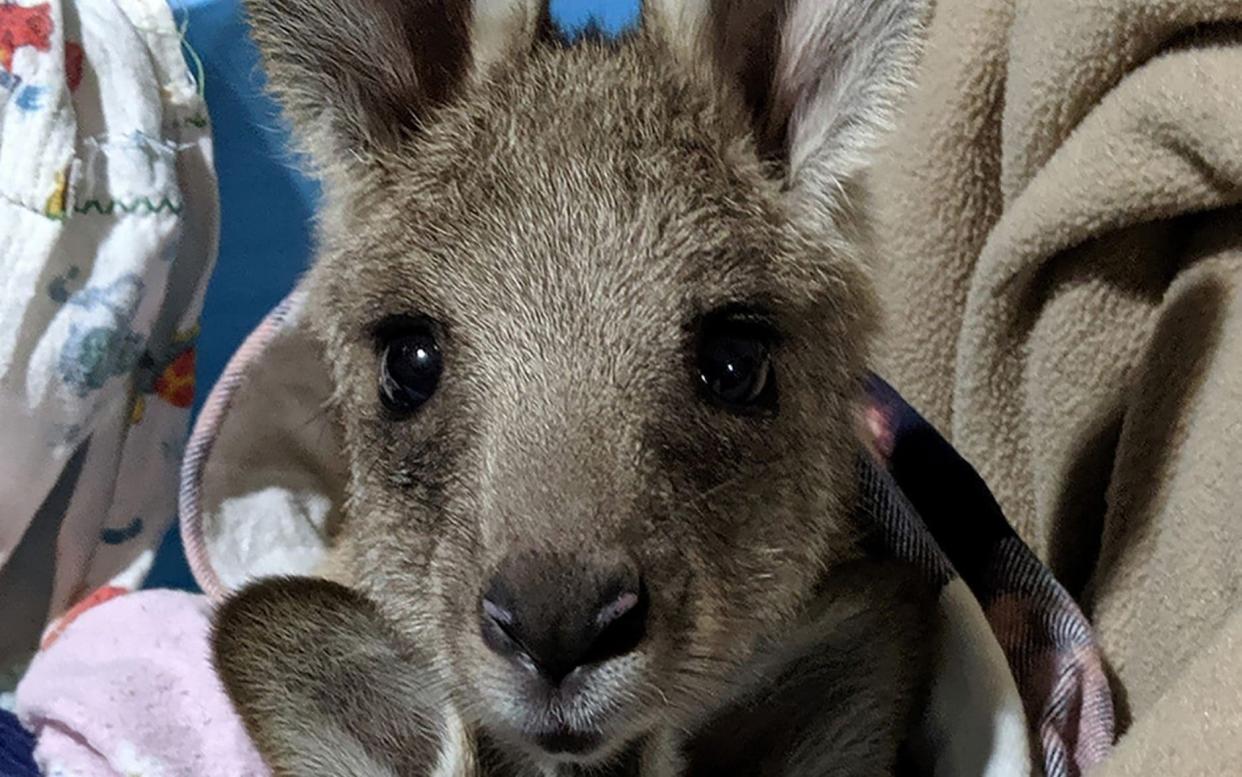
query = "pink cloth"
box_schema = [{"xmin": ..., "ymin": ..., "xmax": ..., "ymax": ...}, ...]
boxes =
[{"xmin": 14, "ymin": 589, "xmax": 268, "ymax": 777}]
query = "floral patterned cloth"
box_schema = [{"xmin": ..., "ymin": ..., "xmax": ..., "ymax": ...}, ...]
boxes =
[{"xmin": 0, "ymin": 0, "xmax": 218, "ymax": 687}]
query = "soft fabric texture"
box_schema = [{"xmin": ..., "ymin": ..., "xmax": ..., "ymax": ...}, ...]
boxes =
[
  {"xmin": 15, "ymin": 588, "xmax": 268, "ymax": 777},
  {"xmin": 178, "ymin": 297, "xmax": 1118, "ymax": 775},
  {"xmin": 0, "ymin": 0, "xmax": 218, "ymax": 686},
  {"xmin": 868, "ymin": 0, "xmax": 1242, "ymax": 771}
]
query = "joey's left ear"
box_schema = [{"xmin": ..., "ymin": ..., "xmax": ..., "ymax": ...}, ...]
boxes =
[
  {"xmin": 649, "ymin": 0, "xmax": 930, "ymax": 218},
  {"xmin": 768, "ymin": 0, "xmax": 930, "ymax": 199},
  {"xmin": 213, "ymin": 577, "xmax": 459, "ymax": 777}
]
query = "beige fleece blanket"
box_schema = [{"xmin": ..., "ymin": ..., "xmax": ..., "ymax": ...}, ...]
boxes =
[{"xmin": 868, "ymin": 0, "xmax": 1242, "ymax": 773}]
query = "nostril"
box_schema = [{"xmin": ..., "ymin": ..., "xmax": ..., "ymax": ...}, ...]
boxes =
[
  {"xmin": 483, "ymin": 596, "xmax": 513, "ymax": 628},
  {"xmin": 595, "ymin": 590, "xmax": 640, "ymax": 629},
  {"xmin": 480, "ymin": 563, "xmax": 649, "ymax": 682},
  {"xmin": 481, "ymin": 594, "xmax": 526, "ymax": 659},
  {"xmin": 583, "ymin": 583, "xmax": 648, "ymax": 665}
]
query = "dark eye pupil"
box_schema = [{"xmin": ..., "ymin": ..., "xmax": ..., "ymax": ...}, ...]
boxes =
[
  {"xmin": 380, "ymin": 332, "xmax": 442, "ymax": 414},
  {"xmin": 698, "ymin": 332, "xmax": 771, "ymax": 407}
]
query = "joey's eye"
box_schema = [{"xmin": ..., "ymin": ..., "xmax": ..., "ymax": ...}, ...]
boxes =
[
  {"xmin": 378, "ymin": 326, "xmax": 442, "ymax": 416},
  {"xmin": 696, "ymin": 318, "xmax": 776, "ymax": 412}
]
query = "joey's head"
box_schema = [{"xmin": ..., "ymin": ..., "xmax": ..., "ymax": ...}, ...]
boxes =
[{"xmin": 246, "ymin": 0, "xmax": 924, "ymax": 766}]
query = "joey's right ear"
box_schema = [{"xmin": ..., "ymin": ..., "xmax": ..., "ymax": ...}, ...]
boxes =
[{"xmin": 245, "ymin": 0, "xmax": 545, "ymax": 177}]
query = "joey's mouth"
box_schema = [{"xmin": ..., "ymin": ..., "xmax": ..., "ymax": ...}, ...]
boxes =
[
  {"xmin": 497, "ymin": 698, "xmax": 636, "ymax": 762},
  {"xmin": 531, "ymin": 727, "xmax": 605, "ymax": 756},
  {"xmin": 486, "ymin": 697, "xmax": 646, "ymax": 764}
]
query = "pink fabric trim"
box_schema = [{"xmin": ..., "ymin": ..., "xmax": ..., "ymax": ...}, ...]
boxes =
[{"xmin": 178, "ymin": 290, "xmax": 305, "ymax": 601}]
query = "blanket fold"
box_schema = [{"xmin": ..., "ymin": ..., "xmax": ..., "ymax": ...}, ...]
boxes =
[{"xmin": 869, "ymin": 0, "xmax": 1242, "ymax": 771}]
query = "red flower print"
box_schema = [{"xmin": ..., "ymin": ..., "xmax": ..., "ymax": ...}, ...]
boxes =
[
  {"xmin": 0, "ymin": 3, "xmax": 53, "ymax": 73},
  {"xmin": 154, "ymin": 347, "xmax": 196, "ymax": 408}
]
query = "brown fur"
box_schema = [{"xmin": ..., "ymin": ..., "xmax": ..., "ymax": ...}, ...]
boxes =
[{"xmin": 215, "ymin": 0, "xmax": 931, "ymax": 775}]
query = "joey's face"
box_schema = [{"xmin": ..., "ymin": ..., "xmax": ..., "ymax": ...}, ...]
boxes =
[
  {"xmin": 310, "ymin": 42, "xmax": 872, "ymax": 764},
  {"xmin": 246, "ymin": 0, "xmax": 923, "ymax": 765}
]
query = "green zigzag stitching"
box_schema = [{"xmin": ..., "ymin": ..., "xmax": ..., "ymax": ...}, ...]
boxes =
[{"xmin": 74, "ymin": 196, "xmax": 183, "ymax": 216}]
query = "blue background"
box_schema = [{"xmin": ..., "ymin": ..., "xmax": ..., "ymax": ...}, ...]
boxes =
[{"xmin": 145, "ymin": 1, "xmax": 642, "ymax": 590}]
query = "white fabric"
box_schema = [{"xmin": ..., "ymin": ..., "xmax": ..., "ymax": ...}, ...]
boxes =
[
  {"xmin": 919, "ymin": 579, "xmax": 1032, "ymax": 777},
  {"xmin": 183, "ymin": 290, "xmax": 345, "ymax": 597},
  {"xmin": 0, "ymin": 0, "xmax": 217, "ymax": 677}
]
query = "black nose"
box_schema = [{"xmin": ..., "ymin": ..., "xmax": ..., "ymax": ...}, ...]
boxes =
[{"xmin": 480, "ymin": 553, "xmax": 648, "ymax": 683}]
